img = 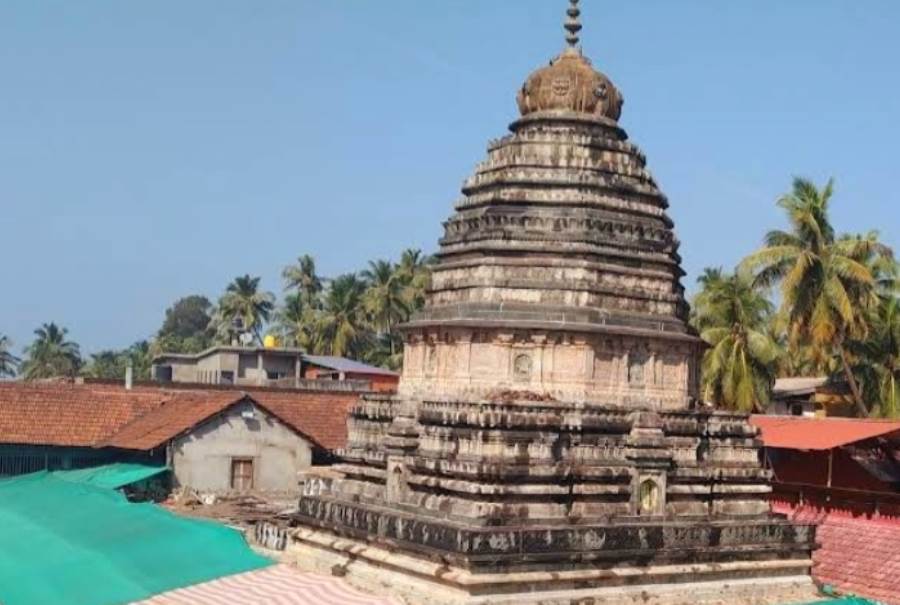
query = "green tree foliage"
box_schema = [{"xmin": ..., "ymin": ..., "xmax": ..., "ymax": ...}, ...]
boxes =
[
  {"xmin": 21, "ymin": 323, "xmax": 82, "ymax": 380},
  {"xmin": 314, "ymin": 273, "xmax": 370, "ymax": 358},
  {"xmin": 691, "ymin": 268, "xmax": 781, "ymax": 412},
  {"xmin": 212, "ymin": 275, "xmax": 275, "ymax": 345},
  {"xmin": 741, "ymin": 177, "xmax": 896, "ymax": 416},
  {"xmin": 397, "ymin": 248, "xmax": 434, "ymax": 309},
  {"xmin": 83, "ymin": 341, "xmax": 152, "ymax": 381},
  {"xmin": 362, "ymin": 259, "xmax": 410, "ymax": 355},
  {"xmin": 282, "ymin": 254, "xmax": 323, "ymax": 308},
  {"xmin": 156, "ymin": 295, "xmax": 214, "ymax": 354},
  {"xmin": 270, "ymin": 251, "xmax": 431, "ymax": 369},
  {"xmin": 275, "ymin": 292, "xmax": 318, "ymax": 351},
  {"xmin": 847, "ymin": 296, "xmax": 900, "ymax": 418},
  {"xmin": 0, "ymin": 335, "xmax": 20, "ymax": 378}
]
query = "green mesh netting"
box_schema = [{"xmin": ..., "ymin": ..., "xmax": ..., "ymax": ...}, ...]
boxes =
[
  {"xmin": 51, "ymin": 463, "xmax": 168, "ymax": 489},
  {"xmin": 806, "ymin": 597, "xmax": 877, "ymax": 605},
  {"xmin": 0, "ymin": 471, "xmax": 271, "ymax": 605},
  {"xmin": 795, "ymin": 595, "xmax": 881, "ymax": 605}
]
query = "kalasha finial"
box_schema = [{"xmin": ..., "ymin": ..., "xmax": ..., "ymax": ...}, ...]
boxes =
[{"xmin": 565, "ymin": 0, "xmax": 582, "ymax": 49}]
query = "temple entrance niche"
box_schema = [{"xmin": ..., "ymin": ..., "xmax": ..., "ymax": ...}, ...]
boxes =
[
  {"xmin": 633, "ymin": 472, "xmax": 666, "ymax": 516},
  {"xmin": 640, "ymin": 479, "xmax": 659, "ymax": 513}
]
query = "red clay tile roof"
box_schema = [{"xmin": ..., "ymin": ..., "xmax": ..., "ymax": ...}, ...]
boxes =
[
  {"xmin": 751, "ymin": 415, "xmax": 900, "ymax": 450},
  {"xmin": 103, "ymin": 390, "xmax": 247, "ymax": 451},
  {"xmin": 0, "ymin": 382, "xmax": 175, "ymax": 447},
  {"xmin": 0, "ymin": 381, "xmax": 360, "ymax": 452},
  {"xmin": 247, "ymin": 390, "xmax": 357, "ymax": 451}
]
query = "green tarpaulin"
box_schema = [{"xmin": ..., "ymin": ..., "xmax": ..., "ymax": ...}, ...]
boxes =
[
  {"xmin": 0, "ymin": 470, "xmax": 271, "ymax": 605},
  {"xmin": 803, "ymin": 599, "xmax": 881, "ymax": 604},
  {"xmin": 51, "ymin": 463, "xmax": 168, "ymax": 489},
  {"xmin": 807, "ymin": 597, "xmax": 877, "ymax": 605}
]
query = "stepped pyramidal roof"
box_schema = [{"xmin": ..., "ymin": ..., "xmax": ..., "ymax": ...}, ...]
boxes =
[
  {"xmin": 399, "ymin": 0, "xmax": 701, "ymax": 406},
  {"xmin": 409, "ymin": 1, "xmax": 691, "ymax": 341}
]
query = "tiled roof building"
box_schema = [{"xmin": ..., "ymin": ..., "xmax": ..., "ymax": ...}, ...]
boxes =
[{"xmin": 0, "ymin": 381, "xmax": 360, "ymax": 492}]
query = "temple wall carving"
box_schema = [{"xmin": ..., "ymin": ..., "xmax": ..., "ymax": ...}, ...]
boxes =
[{"xmin": 400, "ymin": 327, "xmax": 698, "ymax": 408}]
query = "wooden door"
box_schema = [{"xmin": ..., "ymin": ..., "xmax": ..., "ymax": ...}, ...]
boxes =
[{"xmin": 231, "ymin": 458, "xmax": 254, "ymax": 491}]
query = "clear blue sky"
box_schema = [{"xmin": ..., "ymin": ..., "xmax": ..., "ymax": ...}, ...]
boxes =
[{"xmin": 1, "ymin": 1, "xmax": 898, "ymax": 355}]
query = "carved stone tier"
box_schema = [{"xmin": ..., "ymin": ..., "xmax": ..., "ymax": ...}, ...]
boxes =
[
  {"xmin": 399, "ymin": 327, "xmax": 702, "ymax": 407},
  {"xmin": 294, "ymin": 498, "xmax": 813, "ymax": 573},
  {"xmin": 316, "ymin": 395, "xmax": 791, "ymax": 525},
  {"xmin": 398, "ymin": 104, "xmax": 700, "ymax": 405},
  {"xmin": 292, "ymin": 394, "xmax": 817, "ymax": 603}
]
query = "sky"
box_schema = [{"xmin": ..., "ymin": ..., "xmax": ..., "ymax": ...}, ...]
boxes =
[{"xmin": 1, "ymin": 0, "xmax": 898, "ymax": 356}]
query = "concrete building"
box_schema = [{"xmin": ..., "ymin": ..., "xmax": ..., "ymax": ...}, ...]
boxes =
[
  {"xmin": 768, "ymin": 377, "xmax": 854, "ymax": 417},
  {"xmin": 152, "ymin": 346, "xmax": 305, "ymax": 388},
  {"xmin": 106, "ymin": 394, "xmax": 317, "ymax": 493},
  {"xmin": 151, "ymin": 346, "xmax": 399, "ymax": 392}
]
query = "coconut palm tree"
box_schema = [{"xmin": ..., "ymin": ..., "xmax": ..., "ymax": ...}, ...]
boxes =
[
  {"xmin": 21, "ymin": 323, "xmax": 82, "ymax": 380},
  {"xmin": 282, "ymin": 254, "xmax": 323, "ymax": 308},
  {"xmin": 276, "ymin": 292, "xmax": 319, "ymax": 351},
  {"xmin": 741, "ymin": 178, "xmax": 890, "ymax": 416},
  {"xmin": 214, "ymin": 275, "xmax": 275, "ymax": 345},
  {"xmin": 314, "ymin": 273, "xmax": 369, "ymax": 357},
  {"xmin": 0, "ymin": 334, "xmax": 20, "ymax": 378},
  {"xmin": 847, "ymin": 296, "xmax": 900, "ymax": 418},
  {"xmin": 362, "ymin": 260, "xmax": 410, "ymax": 355},
  {"xmin": 691, "ymin": 268, "xmax": 781, "ymax": 412},
  {"xmin": 397, "ymin": 248, "xmax": 433, "ymax": 310}
]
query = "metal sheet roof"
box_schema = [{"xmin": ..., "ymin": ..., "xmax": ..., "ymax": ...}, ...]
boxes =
[
  {"xmin": 303, "ymin": 355, "xmax": 399, "ymax": 376},
  {"xmin": 751, "ymin": 415, "xmax": 900, "ymax": 451}
]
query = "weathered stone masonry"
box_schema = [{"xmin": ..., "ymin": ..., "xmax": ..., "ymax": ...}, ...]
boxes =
[{"xmin": 289, "ymin": 2, "xmax": 817, "ymax": 602}]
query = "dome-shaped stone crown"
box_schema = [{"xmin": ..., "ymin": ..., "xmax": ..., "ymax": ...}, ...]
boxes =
[
  {"xmin": 517, "ymin": 48, "xmax": 623, "ymax": 121},
  {"xmin": 516, "ymin": 0, "xmax": 624, "ymax": 122}
]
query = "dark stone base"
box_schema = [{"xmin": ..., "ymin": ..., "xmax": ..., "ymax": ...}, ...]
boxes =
[
  {"xmin": 293, "ymin": 495, "xmax": 816, "ymax": 574},
  {"xmin": 283, "ymin": 524, "xmax": 819, "ymax": 605}
]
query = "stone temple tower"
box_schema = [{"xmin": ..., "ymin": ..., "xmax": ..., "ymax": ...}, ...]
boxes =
[
  {"xmin": 290, "ymin": 3, "xmax": 818, "ymax": 604},
  {"xmin": 399, "ymin": 5, "xmax": 698, "ymax": 409}
]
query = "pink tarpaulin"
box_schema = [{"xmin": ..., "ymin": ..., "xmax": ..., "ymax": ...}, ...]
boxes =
[{"xmin": 134, "ymin": 565, "xmax": 401, "ymax": 605}]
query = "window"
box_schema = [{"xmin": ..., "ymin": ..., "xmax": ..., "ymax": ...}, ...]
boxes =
[
  {"xmin": 155, "ymin": 366, "xmax": 173, "ymax": 382},
  {"xmin": 231, "ymin": 458, "xmax": 254, "ymax": 491},
  {"xmin": 266, "ymin": 370, "xmax": 286, "ymax": 380},
  {"xmin": 220, "ymin": 371, "xmax": 235, "ymax": 385}
]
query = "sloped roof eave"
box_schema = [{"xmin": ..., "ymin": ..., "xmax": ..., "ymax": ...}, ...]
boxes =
[{"xmin": 751, "ymin": 415, "xmax": 900, "ymax": 451}]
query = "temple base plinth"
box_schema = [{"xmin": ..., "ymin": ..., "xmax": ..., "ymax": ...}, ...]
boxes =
[{"xmin": 282, "ymin": 527, "xmax": 820, "ymax": 605}]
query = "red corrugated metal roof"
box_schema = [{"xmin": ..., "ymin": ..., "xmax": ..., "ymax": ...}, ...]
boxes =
[{"xmin": 751, "ymin": 415, "xmax": 900, "ymax": 450}]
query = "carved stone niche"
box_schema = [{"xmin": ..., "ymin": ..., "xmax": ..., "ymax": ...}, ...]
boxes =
[
  {"xmin": 627, "ymin": 346, "xmax": 649, "ymax": 387},
  {"xmin": 513, "ymin": 352, "xmax": 533, "ymax": 382},
  {"xmin": 633, "ymin": 471, "xmax": 667, "ymax": 516},
  {"xmin": 386, "ymin": 456, "xmax": 408, "ymax": 503}
]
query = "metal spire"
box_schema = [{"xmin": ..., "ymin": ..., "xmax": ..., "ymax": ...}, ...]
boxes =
[{"xmin": 564, "ymin": 0, "xmax": 582, "ymax": 49}]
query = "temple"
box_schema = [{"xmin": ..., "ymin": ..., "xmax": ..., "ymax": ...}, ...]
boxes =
[{"xmin": 288, "ymin": 3, "xmax": 819, "ymax": 603}]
